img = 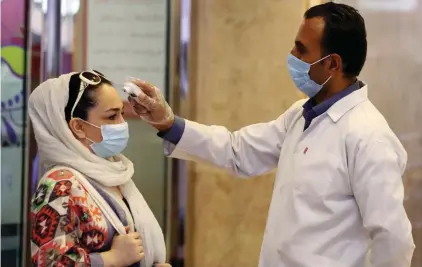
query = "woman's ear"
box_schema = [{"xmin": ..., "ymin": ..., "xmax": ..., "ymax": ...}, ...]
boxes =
[{"xmin": 68, "ymin": 118, "xmax": 86, "ymax": 139}]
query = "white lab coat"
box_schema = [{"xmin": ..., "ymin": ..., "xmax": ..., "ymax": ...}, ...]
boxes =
[{"xmin": 165, "ymin": 85, "xmax": 415, "ymax": 267}]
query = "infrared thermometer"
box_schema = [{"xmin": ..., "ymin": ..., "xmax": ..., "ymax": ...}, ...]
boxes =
[{"xmin": 123, "ymin": 81, "xmax": 142, "ymax": 98}]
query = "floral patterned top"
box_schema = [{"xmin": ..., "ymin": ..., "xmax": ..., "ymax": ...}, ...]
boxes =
[{"xmin": 30, "ymin": 168, "xmax": 141, "ymax": 267}]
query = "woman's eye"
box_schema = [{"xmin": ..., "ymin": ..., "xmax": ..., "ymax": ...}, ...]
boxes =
[{"xmin": 108, "ymin": 114, "xmax": 117, "ymax": 120}]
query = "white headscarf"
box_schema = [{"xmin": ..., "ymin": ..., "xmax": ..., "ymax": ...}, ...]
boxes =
[{"xmin": 28, "ymin": 72, "xmax": 166, "ymax": 266}]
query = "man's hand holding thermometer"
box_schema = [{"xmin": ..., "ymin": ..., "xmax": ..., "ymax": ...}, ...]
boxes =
[{"xmin": 123, "ymin": 77, "xmax": 175, "ymax": 131}]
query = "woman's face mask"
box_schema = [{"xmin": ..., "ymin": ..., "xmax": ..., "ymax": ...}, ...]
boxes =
[{"xmin": 83, "ymin": 120, "xmax": 130, "ymax": 158}]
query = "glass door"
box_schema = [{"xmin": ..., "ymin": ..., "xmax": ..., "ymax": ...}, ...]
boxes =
[{"xmin": 1, "ymin": 0, "xmax": 29, "ymax": 266}]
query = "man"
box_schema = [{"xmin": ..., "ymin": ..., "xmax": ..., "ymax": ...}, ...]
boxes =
[{"xmin": 128, "ymin": 3, "xmax": 415, "ymax": 267}]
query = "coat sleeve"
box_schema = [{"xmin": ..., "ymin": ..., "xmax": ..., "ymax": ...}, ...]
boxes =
[
  {"xmin": 164, "ymin": 100, "xmax": 304, "ymax": 178},
  {"xmin": 30, "ymin": 169, "xmax": 104, "ymax": 267},
  {"xmin": 351, "ymin": 140, "xmax": 415, "ymax": 267}
]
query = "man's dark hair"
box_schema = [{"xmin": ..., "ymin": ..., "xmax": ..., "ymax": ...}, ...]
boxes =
[{"xmin": 305, "ymin": 3, "xmax": 367, "ymax": 77}]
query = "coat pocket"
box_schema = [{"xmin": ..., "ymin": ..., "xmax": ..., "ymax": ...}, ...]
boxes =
[{"xmin": 292, "ymin": 149, "xmax": 341, "ymax": 199}]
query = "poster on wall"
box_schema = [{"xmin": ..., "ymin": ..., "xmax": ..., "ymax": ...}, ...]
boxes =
[
  {"xmin": 1, "ymin": 0, "xmax": 26, "ymax": 227},
  {"xmin": 84, "ymin": 0, "xmax": 168, "ymax": 117}
]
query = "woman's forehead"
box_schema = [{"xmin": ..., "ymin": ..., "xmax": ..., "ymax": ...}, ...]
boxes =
[{"xmin": 94, "ymin": 84, "xmax": 123, "ymax": 110}]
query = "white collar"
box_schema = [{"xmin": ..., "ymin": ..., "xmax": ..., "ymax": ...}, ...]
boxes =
[{"xmin": 327, "ymin": 84, "xmax": 369, "ymax": 122}]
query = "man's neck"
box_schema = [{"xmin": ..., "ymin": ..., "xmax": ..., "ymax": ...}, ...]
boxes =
[{"xmin": 314, "ymin": 78, "xmax": 357, "ymax": 104}]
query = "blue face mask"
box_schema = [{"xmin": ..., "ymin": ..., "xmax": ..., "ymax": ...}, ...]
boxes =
[
  {"xmin": 84, "ymin": 121, "xmax": 130, "ymax": 158},
  {"xmin": 287, "ymin": 53, "xmax": 332, "ymax": 98}
]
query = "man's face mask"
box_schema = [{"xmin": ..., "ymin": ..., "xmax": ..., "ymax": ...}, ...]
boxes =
[{"xmin": 287, "ymin": 54, "xmax": 332, "ymax": 97}]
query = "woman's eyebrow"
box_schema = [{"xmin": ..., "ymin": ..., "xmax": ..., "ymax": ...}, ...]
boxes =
[{"xmin": 104, "ymin": 105, "xmax": 124, "ymax": 112}]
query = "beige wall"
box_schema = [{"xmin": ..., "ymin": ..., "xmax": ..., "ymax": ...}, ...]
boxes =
[{"xmin": 184, "ymin": 1, "xmax": 306, "ymax": 266}]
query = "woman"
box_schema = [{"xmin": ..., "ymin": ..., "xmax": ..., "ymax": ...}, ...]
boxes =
[{"xmin": 29, "ymin": 71, "xmax": 170, "ymax": 267}]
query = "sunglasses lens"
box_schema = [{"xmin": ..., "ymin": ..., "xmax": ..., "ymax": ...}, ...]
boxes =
[{"xmin": 81, "ymin": 72, "xmax": 101, "ymax": 83}]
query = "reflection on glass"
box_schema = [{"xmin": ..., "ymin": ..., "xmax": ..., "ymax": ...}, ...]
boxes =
[
  {"xmin": 176, "ymin": 1, "xmax": 191, "ymax": 266},
  {"xmin": 356, "ymin": 0, "xmax": 417, "ymax": 12},
  {"xmin": 33, "ymin": 0, "xmax": 80, "ymax": 16}
]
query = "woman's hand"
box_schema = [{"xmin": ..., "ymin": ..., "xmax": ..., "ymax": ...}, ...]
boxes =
[{"xmin": 102, "ymin": 232, "xmax": 144, "ymax": 267}]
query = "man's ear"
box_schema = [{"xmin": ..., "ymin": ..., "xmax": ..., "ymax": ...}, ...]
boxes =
[
  {"xmin": 329, "ymin": 53, "xmax": 342, "ymax": 73},
  {"xmin": 68, "ymin": 118, "xmax": 86, "ymax": 139}
]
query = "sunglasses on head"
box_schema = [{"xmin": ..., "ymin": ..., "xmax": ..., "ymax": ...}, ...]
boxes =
[{"xmin": 70, "ymin": 70, "xmax": 106, "ymax": 119}]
